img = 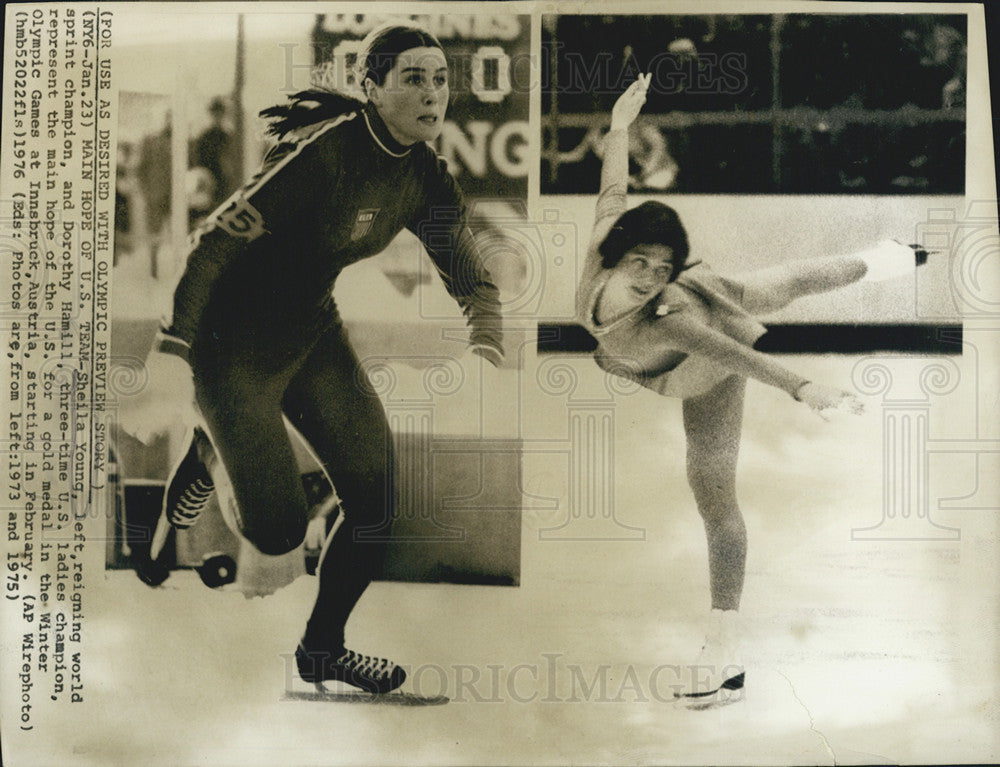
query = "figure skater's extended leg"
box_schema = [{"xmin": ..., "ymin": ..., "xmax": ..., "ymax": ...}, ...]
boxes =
[
  {"xmin": 282, "ymin": 324, "xmax": 404, "ymax": 693},
  {"xmin": 740, "ymin": 240, "xmax": 927, "ymax": 314},
  {"xmin": 740, "ymin": 256, "xmax": 867, "ymax": 314}
]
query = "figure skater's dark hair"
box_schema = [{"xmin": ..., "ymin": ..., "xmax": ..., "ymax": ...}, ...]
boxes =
[
  {"xmin": 598, "ymin": 201, "xmax": 690, "ymax": 282},
  {"xmin": 260, "ymin": 23, "xmax": 443, "ymax": 138}
]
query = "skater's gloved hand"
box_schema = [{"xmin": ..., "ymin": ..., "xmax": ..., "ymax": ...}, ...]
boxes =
[
  {"xmin": 118, "ymin": 348, "xmax": 199, "ymax": 445},
  {"xmin": 794, "ymin": 382, "xmax": 865, "ymax": 420},
  {"xmin": 610, "ymin": 73, "xmax": 651, "ymax": 131}
]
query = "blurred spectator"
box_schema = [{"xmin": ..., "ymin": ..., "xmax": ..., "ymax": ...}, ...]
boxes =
[
  {"xmin": 924, "ymin": 23, "xmax": 966, "ymax": 108},
  {"xmin": 189, "ymin": 97, "xmax": 239, "ymax": 224},
  {"xmin": 628, "ymin": 119, "xmax": 679, "ymax": 190},
  {"xmin": 136, "ymin": 114, "xmax": 172, "ymax": 278},
  {"xmin": 114, "ymin": 141, "xmax": 136, "ymax": 265}
]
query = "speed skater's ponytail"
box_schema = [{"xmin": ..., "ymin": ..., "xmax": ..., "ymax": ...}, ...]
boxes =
[{"xmin": 259, "ymin": 89, "xmax": 364, "ymax": 139}]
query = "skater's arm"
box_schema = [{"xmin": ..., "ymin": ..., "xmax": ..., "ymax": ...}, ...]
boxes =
[
  {"xmin": 590, "ymin": 127, "xmax": 630, "ymax": 243},
  {"xmin": 588, "ymin": 75, "xmax": 652, "ymax": 251},
  {"xmin": 652, "ymin": 311, "xmax": 809, "ymax": 398},
  {"xmin": 578, "ymin": 126, "xmax": 631, "ymax": 324},
  {"xmin": 411, "ymin": 157, "xmax": 504, "ymax": 367},
  {"xmin": 579, "ymin": 76, "xmax": 651, "ymax": 321},
  {"xmin": 157, "ymin": 225, "xmax": 254, "ymax": 359},
  {"xmin": 159, "ymin": 132, "xmax": 335, "ymax": 358}
]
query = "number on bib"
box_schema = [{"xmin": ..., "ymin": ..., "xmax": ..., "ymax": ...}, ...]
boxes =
[{"xmin": 216, "ymin": 197, "xmax": 268, "ymax": 241}]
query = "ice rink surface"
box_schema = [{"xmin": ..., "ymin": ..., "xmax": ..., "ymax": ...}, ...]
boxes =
[{"xmin": 18, "ymin": 352, "xmax": 998, "ymax": 766}]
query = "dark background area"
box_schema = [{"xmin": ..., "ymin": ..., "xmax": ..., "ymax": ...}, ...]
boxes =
[{"xmin": 542, "ymin": 13, "xmax": 968, "ymax": 195}]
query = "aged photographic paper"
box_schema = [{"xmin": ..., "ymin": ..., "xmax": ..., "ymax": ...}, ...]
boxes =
[{"xmin": 1, "ymin": 2, "xmax": 997, "ymax": 765}]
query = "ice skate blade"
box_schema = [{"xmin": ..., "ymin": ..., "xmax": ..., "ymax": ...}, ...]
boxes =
[
  {"xmin": 676, "ymin": 687, "xmax": 744, "ymax": 711},
  {"xmin": 674, "ymin": 672, "xmax": 745, "ymax": 710},
  {"xmin": 283, "ymin": 680, "xmax": 448, "ymax": 706}
]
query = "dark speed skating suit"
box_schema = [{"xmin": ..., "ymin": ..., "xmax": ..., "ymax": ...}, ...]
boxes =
[{"xmin": 156, "ymin": 101, "xmax": 503, "ymax": 649}]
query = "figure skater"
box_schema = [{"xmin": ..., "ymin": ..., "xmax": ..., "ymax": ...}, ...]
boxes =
[{"xmin": 580, "ymin": 75, "xmax": 929, "ymax": 700}]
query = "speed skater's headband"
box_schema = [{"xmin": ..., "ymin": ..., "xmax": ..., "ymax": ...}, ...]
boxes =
[{"xmin": 356, "ymin": 24, "xmax": 444, "ymax": 87}]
